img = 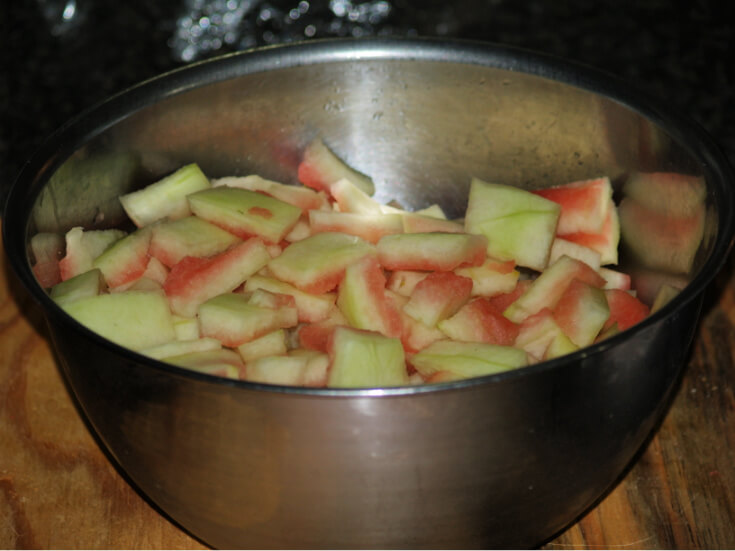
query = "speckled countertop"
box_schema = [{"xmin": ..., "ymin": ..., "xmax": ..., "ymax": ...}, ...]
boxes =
[{"xmin": 3, "ymin": 0, "xmax": 733, "ymax": 210}]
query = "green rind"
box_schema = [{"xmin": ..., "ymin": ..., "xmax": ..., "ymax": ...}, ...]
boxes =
[
  {"xmin": 411, "ymin": 340, "xmax": 528, "ymax": 379},
  {"xmin": 120, "ymin": 163, "xmax": 211, "ymax": 227},
  {"xmin": 187, "ymin": 186, "xmax": 302, "ymax": 244},
  {"xmin": 327, "ymin": 327, "xmax": 407, "ymax": 388},
  {"xmin": 464, "ymin": 178, "xmax": 560, "ymax": 270},
  {"xmin": 267, "ymin": 232, "xmax": 376, "ymax": 291},
  {"xmin": 62, "ymin": 291, "xmax": 176, "ymax": 350},
  {"xmin": 50, "ymin": 268, "xmax": 105, "ymax": 306}
]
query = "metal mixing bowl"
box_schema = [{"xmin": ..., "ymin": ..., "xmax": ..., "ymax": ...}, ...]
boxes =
[{"xmin": 3, "ymin": 38, "xmax": 734, "ymax": 548}]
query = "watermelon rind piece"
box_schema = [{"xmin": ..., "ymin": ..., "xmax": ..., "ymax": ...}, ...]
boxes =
[
  {"xmin": 92, "ymin": 226, "xmax": 152, "ymax": 288},
  {"xmin": 503, "ymin": 255, "xmax": 605, "ymax": 323},
  {"xmin": 244, "ymin": 354, "xmax": 310, "ymax": 386},
  {"xmin": 164, "ymin": 237, "xmax": 271, "ymax": 318},
  {"xmin": 150, "ymin": 215, "xmax": 241, "ymax": 267},
  {"xmin": 188, "ymin": 186, "xmax": 302, "ymax": 244},
  {"xmin": 514, "ymin": 309, "xmax": 578, "ymax": 361},
  {"xmin": 455, "ymin": 258, "xmax": 519, "ymax": 297},
  {"xmin": 308, "ymin": 210, "xmax": 404, "ymax": 244},
  {"xmin": 50, "ymin": 268, "xmax": 105, "ymax": 306},
  {"xmin": 236, "ymin": 329, "xmax": 288, "ymax": 362},
  {"xmin": 162, "ymin": 349, "xmax": 243, "ymax": 379},
  {"xmin": 410, "ymin": 340, "xmax": 528, "ymax": 380},
  {"xmin": 61, "ymin": 291, "xmax": 176, "ymax": 350},
  {"xmin": 267, "ymin": 231, "xmax": 376, "ymax": 294},
  {"xmin": 552, "ymin": 280, "xmax": 610, "ymax": 347},
  {"xmin": 465, "ymin": 178, "xmax": 560, "ymax": 271},
  {"xmin": 533, "ymin": 177, "xmax": 613, "ymax": 235},
  {"xmin": 327, "ymin": 326, "xmax": 407, "ymax": 388},
  {"xmin": 198, "ymin": 292, "xmax": 298, "ymax": 347},
  {"xmin": 298, "ymin": 138, "xmax": 375, "ymax": 196},
  {"xmin": 329, "ymin": 178, "xmax": 384, "ymax": 214},
  {"xmin": 59, "ymin": 226, "xmax": 127, "ymax": 281},
  {"xmin": 243, "ymin": 274, "xmax": 336, "ymax": 323},
  {"xmin": 212, "ymin": 175, "xmax": 328, "ymax": 211},
  {"xmin": 376, "ymin": 232, "xmax": 487, "ymax": 272},
  {"xmin": 120, "ymin": 163, "xmax": 211, "ymax": 227},
  {"xmin": 139, "ymin": 337, "xmax": 223, "ymax": 361},
  {"xmin": 336, "ymin": 256, "xmax": 402, "ymax": 338}
]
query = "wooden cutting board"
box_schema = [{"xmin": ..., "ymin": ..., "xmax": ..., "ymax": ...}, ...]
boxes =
[{"xmin": 1, "ymin": 237, "xmax": 734, "ymax": 549}]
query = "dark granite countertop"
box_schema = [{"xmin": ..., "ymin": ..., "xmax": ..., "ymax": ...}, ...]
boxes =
[{"xmin": 3, "ymin": 0, "xmax": 733, "ymax": 212}]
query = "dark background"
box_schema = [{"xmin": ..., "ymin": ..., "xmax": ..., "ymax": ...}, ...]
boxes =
[{"xmin": 3, "ymin": 0, "xmax": 733, "ymax": 210}]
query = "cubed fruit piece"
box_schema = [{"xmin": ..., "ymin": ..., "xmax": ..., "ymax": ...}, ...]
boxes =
[
  {"xmin": 308, "ymin": 210, "xmax": 403, "ymax": 243},
  {"xmin": 552, "ymin": 279, "xmax": 610, "ymax": 347},
  {"xmin": 618, "ymin": 196, "xmax": 704, "ymax": 274},
  {"xmin": 267, "ymin": 232, "xmax": 376, "ymax": 294},
  {"xmin": 243, "ymin": 274, "xmax": 336, "ymax": 323},
  {"xmin": 198, "ymin": 292, "xmax": 298, "ymax": 347},
  {"xmin": 402, "ymin": 272, "xmax": 473, "ymax": 327},
  {"xmin": 244, "ymin": 355, "xmax": 310, "ymax": 386},
  {"xmin": 438, "ymin": 297, "xmax": 520, "ymax": 345},
  {"xmin": 31, "ymin": 232, "xmax": 64, "ymax": 288},
  {"xmin": 411, "ymin": 204, "xmax": 448, "ymax": 219},
  {"xmin": 139, "ymin": 337, "xmax": 223, "ymax": 360},
  {"xmin": 247, "ymin": 288, "xmax": 298, "ymax": 310},
  {"xmin": 328, "ymin": 178, "xmax": 384, "ymax": 214},
  {"xmin": 114, "ymin": 277, "xmax": 163, "ymax": 293},
  {"xmin": 561, "ymin": 205, "xmax": 620, "ymax": 266},
  {"xmin": 50, "ymin": 268, "xmax": 106, "ymax": 306},
  {"xmin": 109, "ymin": 256, "xmax": 169, "ymax": 292},
  {"xmin": 400, "ymin": 213, "xmax": 465, "ymax": 234},
  {"xmin": 237, "ymin": 329, "xmax": 289, "ymax": 362},
  {"xmin": 336, "ymin": 255, "xmax": 403, "ymax": 338},
  {"xmin": 598, "ymin": 267, "xmax": 631, "ymax": 291},
  {"xmin": 386, "ymin": 270, "xmax": 429, "ymax": 297},
  {"xmin": 59, "ymin": 226, "xmax": 127, "ymax": 281},
  {"xmin": 455, "ymin": 258, "xmax": 519, "ymax": 297},
  {"xmin": 92, "ymin": 227, "xmax": 152, "ymax": 288},
  {"xmin": 187, "ymin": 186, "xmax": 302, "ymax": 244},
  {"xmin": 212, "ymin": 175, "xmax": 328, "ymax": 211},
  {"xmin": 283, "ymin": 219, "xmax": 312, "ymax": 242},
  {"xmin": 149, "ymin": 215, "xmax": 241, "ymax": 268},
  {"xmin": 548, "ymin": 237, "xmax": 601, "ymax": 271},
  {"xmin": 297, "ymin": 138, "xmax": 375, "ymax": 196},
  {"xmin": 623, "ymin": 172, "xmax": 706, "ymax": 217},
  {"xmin": 376, "ymin": 232, "xmax": 487, "ymax": 272},
  {"xmin": 503, "ymin": 255, "xmax": 606, "ymax": 323},
  {"xmin": 61, "ymin": 291, "xmax": 176, "ymax": 350},
  {"xmin": 464, "ymin": 178, "xmax": 560, "ymax": 270},
  {"xmin": 164, "ymin": 237, "xmax": 270, "ymax": 317},
  {"xmin": 486, "ymin": 279, "xmax": 532, "ymax": 313},
  {"xmin": 120, "ymin": 163, "xmax": 211, "ymax": 227},
  {"xmin": 410, "ymin": 340, "xmax": 528, "ymax": 381},
  {"xmin": 327, "ymin": 326, "xmax": 408, "ymax": 388},
  {"xmin": 162, "ymin": 349, "xmax": 243, "ymax": 379},
  {"xmin": 533, "ymin": 177, "xmax": 613, "ymax": 235},
  {"xmin": 398, "ymin": 313, "xmax": 447, "ymax": 354},
  {"xmin": 294, "ymin": 350, "xmax": 330, "ymax": 387},
  {"xmin": 514, "ymin": 309, "xmax": 578, "ymax": 362},
  {"xmin": 603, "ymin": 289, "xmax": 650, "ymax": 332},
  {"xmin": 296, "ymin": 308, "xmax": 349, "ymax": 352},
  {"xmin": 173, "ymin": 315, "xmax": 200, "ymax": 341}
]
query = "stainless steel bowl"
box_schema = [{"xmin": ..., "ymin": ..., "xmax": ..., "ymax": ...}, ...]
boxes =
[{"xmin": 3, "ymin": 38, "xmax": 734, "ymax": 548}]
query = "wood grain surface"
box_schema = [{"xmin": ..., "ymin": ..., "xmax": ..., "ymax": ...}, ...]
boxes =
[{"xmin": 1, "ymin": 235, "xmax": 733, "ymax": 549}]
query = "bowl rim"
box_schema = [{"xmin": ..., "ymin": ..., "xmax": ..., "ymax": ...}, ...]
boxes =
[{"xmin": 3, "ymin": 36, "xmax": 734, "ymax": 397}]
